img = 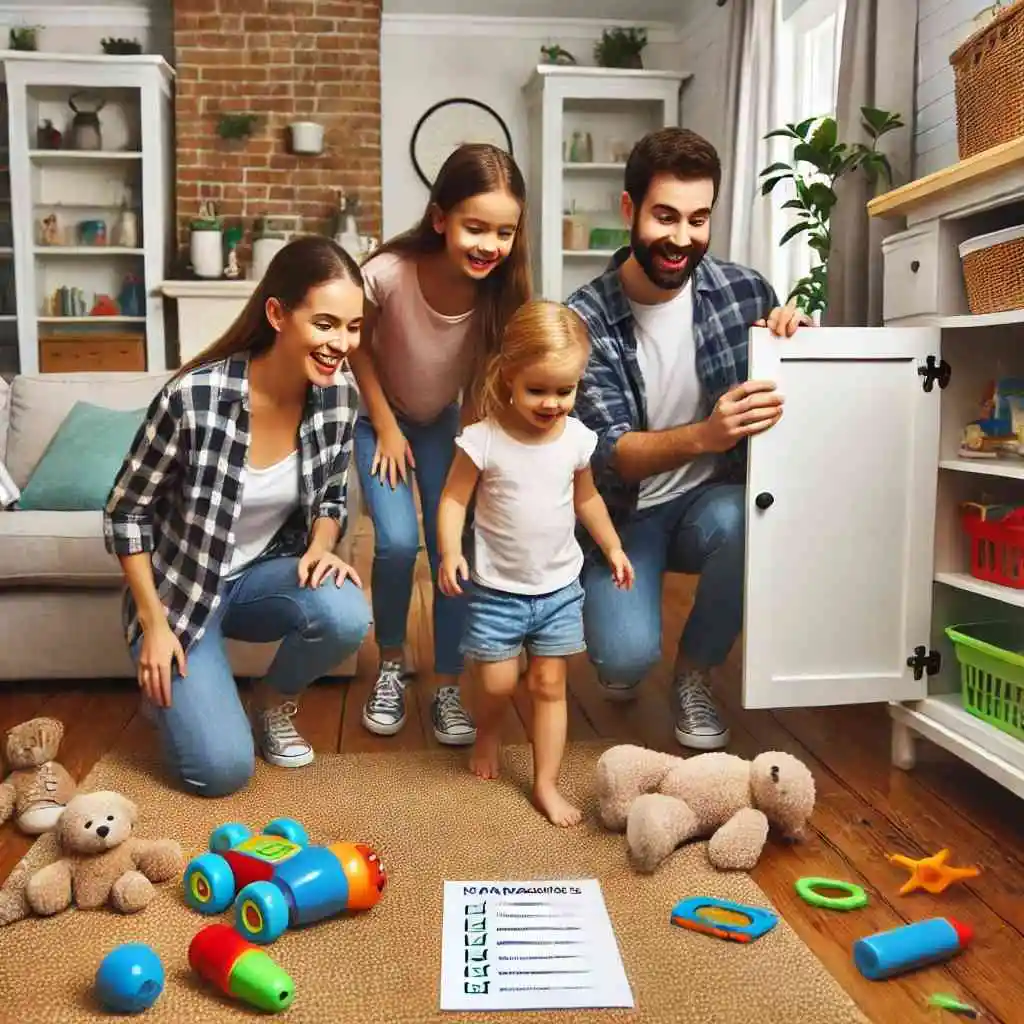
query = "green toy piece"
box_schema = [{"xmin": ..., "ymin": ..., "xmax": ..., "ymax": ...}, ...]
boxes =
[
  {"xmin": 927, "ymin": 993, "xmax": 981, "ymax": 1018},
  {"xmin": 794, "ymin": 876, "xmax": 868, "ymax": 911}
]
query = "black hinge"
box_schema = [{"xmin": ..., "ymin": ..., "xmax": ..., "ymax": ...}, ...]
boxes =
[
  {"xmin": 918, "ymin": 356, "xmax": 951, "ymax": 392},
  {"xmin": 907, "ymin": 645, "xmax": 941, "ymax": 679}
]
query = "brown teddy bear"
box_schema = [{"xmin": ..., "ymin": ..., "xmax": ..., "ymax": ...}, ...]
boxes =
[
  {"xmin": 0, "ymin": 789, "xmax": 184, "ymax": 926},
  {"xmin": 0, "ymin": 717, "xmax": 77, "ymax": 835},
  {"xmin": 595, "ymin": 744, "xmax": 816, "ymax": 874}
]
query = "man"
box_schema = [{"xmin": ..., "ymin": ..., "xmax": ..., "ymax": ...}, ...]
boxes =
[{"xmin": 567, "ymin": 126, "xmax": 810, "ymax": 751}]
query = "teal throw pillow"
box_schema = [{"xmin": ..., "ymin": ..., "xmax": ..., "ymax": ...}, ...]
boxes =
[{"xmin": 18, "ymin": 400, "xmax": 147, "ymax": 512}]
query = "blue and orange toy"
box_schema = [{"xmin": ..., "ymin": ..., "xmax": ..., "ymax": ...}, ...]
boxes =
[
  {"xmin": 182, "ymin": 817, "xmax": 386, "ymax": 944},
  {"xmin": 670, "ymin": 897, "xmax": 779, "ymax": 944}
]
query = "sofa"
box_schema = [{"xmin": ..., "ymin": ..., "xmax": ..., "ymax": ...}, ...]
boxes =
[{"xmin": 0, "ymin": 370, "xmax": 361, "ymax": 682}]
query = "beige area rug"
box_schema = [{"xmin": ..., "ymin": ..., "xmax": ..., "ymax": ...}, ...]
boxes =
[{"xmin": 0, "ymin": 741, "xmax": 868, "ymax": 1024}]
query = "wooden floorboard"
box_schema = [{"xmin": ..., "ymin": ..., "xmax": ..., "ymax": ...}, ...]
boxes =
[{"xmin": 1, "ymin": 526, "xmax": 1021, "ymax": 1023}]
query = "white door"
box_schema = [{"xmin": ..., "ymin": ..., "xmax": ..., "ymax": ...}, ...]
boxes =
[{"xmin": 742, "ymin": 325, "xmax": 942, "ymax": 709}]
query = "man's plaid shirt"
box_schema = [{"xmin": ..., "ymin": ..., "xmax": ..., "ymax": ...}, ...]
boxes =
[
  {"xmin": 567, "ymin": 248, "xmax": 778, "ymax": 541},
  {"xmin": 103, "ymin": 351, "xmax": 359, "ymax": 652}
]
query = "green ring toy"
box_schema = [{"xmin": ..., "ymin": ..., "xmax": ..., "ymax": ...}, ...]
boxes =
[{"xmin": 794, "ymin": 877, "xmax": 868, "ymax": 911}]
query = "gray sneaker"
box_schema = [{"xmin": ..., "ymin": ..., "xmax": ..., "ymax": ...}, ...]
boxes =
[
  {"xmin": 254, "ymin": 700, "xmax": 315, "ymax": 768},
  {"xmin": 672, "ymin": 671, "xmax": 730, "ymax": 750},
  {"xmin": 430, "ymin": 685, "xmax": 476, "ymax": 746},
  {"xmin": 362, "ymin": 661, "xmax": 407, "ymax": 736}
]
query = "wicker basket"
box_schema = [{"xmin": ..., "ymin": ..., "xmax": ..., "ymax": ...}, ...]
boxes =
[
  {"xmin": 950, "ymin": 0, "xmax": 1024, "ymax": 159},
  {"xmin": 958, "ymin": 225, "xmax": 1024, "ymax": 315}
]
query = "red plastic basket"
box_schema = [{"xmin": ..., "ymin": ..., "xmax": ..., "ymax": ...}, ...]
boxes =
[{"xmin": 962, "ymin": 505, "xmax": 1024, "ymax": 589}]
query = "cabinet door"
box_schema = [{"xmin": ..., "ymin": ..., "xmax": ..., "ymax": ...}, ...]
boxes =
[{"xmin": 742, "ymin": 326, "xmax": 943, "ymax": 709}]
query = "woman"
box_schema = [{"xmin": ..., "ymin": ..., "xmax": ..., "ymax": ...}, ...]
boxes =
[{"xmin": 104, "ymin": 235, "xmax": 371, "ymax": 798}]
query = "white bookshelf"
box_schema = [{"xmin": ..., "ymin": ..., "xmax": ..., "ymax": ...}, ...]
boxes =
[
  {"xmin": 0, "ymin": 74, "xmax": 16, "ymax": 378},
  {"xmin": 522, "ymin": 66, "xmax": 690, "ymax": 301},
  {"xmin": 1, "ymin": 51, "xmax": 174, "ymax": 374}
]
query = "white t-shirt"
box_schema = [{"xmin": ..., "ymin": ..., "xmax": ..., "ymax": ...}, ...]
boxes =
[
  {"xmin": 629, "ymin": 281, "xmax": 715, "ymax": 508},
  {"xmin": 456, "ymin": 417, "xmax": 598, "ymax": 595},
  {"xmin": 361, "ymin": 251, "xmax": 477, "ymax": 425},
  {"xmin": 227, "ymin": 450, "xmax": 301, "ymax": 576}
]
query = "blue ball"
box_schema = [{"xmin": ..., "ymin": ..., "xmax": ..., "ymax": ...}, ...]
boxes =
[{"xmin": 95, "ymin": 943, "xmax": 164, "ymax": 1014}]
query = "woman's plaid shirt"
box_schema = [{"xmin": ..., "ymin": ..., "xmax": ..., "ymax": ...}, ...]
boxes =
[{"xmin": 103, "ymin": 352, "xmax": 359, "ymax": 651}]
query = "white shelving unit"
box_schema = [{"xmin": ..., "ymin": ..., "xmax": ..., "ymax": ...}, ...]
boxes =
[
  {"xmin": 522, "ymin": 66, "xmax": 690, "ymax": 301},
  {"xmin": 874, "ymin": 144, "xmax": 1024, "ymax": 801},
  {"xmin": 0, "ymin": 72, "xmax": 17, "ymax": 378},
  {"xmin": 1, "ymin": 51, "xmax": 174, "ymax": 375}
]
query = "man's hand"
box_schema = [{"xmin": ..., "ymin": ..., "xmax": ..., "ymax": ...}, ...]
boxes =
[
  {"xmin": 698, "ymin": 380, "xmax": 783, "ymax": 454},
  {"xmin": 755, "ymin": 302, "xmax": 814, "ymax": 337}
]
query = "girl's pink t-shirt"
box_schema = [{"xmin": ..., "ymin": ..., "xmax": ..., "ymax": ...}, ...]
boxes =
[{"xmin": 361, "ymin": 251, "xmax": 477, "ymax": 425}]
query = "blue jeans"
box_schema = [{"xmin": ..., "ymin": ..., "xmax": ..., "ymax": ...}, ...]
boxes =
[
  {"xmin": 460, "ymin": 579, "xmax": 586, "ymax": 662},
  {"xmin": 581, "ymin": 483, "xmax": 744, "ymax": 686},
  {"xmin": 354, "ymin": 404, "xmax": 467, "ymax": 677},
  {"xmin": 131, "ymin": 555, "xmax": 371, "ymax": 798}
]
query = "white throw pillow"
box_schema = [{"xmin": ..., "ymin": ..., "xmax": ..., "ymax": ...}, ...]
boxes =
[{"xmin": 0, "ymin": 458, "xmax": 18, "ymax": 509}]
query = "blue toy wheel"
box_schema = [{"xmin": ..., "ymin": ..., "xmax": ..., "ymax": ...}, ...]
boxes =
[
  {"xmin": 263, "ymin": 817, "xmax": 309, "ymax": 847},
  {"xmin": 235, "ymin": 881, "xmax": 290, "ymax": 944},
  {"xmin": 183, "ymin": 853, "xmax": 236, "ymax": 914},
  {"xmin": 209, "ymin": 822, "xmax": 251, "ymax": 852}
]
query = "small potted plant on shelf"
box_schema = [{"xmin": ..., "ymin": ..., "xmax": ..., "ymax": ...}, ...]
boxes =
[
  {"xmin": 101, "ymin": 38, "xmax": 143, "ymax": 55},
  {"xmin": 594, "ymin": 27, "xmax": 648, "ymax": 69},
  {"xmin": 190, "ymin": 201, "xmax": 224, "ymax": 280},
  {"xmin": 216, "ymin": 113, "xmax": 259, "ymax": 147},
  {"xmin": 9, "ymin": 26, "xmax": 39, "ymax": 51}
]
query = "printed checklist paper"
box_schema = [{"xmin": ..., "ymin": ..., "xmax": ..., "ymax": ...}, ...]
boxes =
[{"xmin": 440, "ymin": 879, "xmax": 634, "ymax": 1012}]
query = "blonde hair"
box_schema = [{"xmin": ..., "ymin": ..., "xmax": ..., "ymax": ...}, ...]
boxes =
[{"xmin": 479, "ymin": 300, "xmax": 590, "ymax": 420}]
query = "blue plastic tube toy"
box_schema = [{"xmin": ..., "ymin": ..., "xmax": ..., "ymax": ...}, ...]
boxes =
[{"xmin": 853, "ymin": 917, "xmax": 973, "ymax": 980}]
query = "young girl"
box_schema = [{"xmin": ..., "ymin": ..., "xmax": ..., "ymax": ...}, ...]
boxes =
[
  {"xmin": 349, "ymin": 143, "xmax": 532, "ymax": 745},
  {"xmin": 104, "ymin": 236, "xmax": 372, "ymax": 798},
  {"xmin": 437, "ymin": 300, "xmax": 634, "ymax": 826}
]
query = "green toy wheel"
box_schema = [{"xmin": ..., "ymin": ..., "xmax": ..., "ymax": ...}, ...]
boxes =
[{"xmin": 794, "ymin": 876, "xmax": 868, "ymax": 911}]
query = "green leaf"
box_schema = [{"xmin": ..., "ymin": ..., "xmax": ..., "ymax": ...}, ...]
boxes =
[
  {"xmin": 764, "ymin": 127, "xmax": 800, "ymax": 141},
  {"xmin": 779, "ymin": 221, "xmax": 810, "ymax": 246},
  {"xmin": 781, "ymin": 198, "xmax": 807, "ymax": 211},
  {"xmin": 809, "ymin": 117, "xmax": 838, "ymax": 152},
  {"xmin": 760, "ymin": 175, "xmax": 790, "ymax": 195},
  {"xmin": 793, "ymin": 143, "xmax": 829, "ymax": 172},
  {"xmin": 807, "ymin": 182, "xmax": 837, "ymax": 217},
  {"xmin": 760, "ymin": 161, "xmax": 794, "ymax": 176},
  {"xmin": 794, "ymin": 116, "xmax": 817, "ymax": 140}
]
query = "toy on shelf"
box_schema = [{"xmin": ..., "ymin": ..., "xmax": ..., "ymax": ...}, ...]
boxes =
[
  {"xmin": 960, "ymin": 500, "xmax": 1024, "ymax": 589},
  {"xmin": 886, "ymin": 848, "xmax": 981, "ymax": 895},
  {"xmin": 189, "ymin": 923, "xmax": 295, "ymax": 1013},
  {"xmin": 94, "ymin": 942, "xmax": 164, "ymax": 1013},
  {"xmin": 670, "ymin": 896, "xmax": 778, "ymax": 943},
  {"xmin": 958, "ymin": 378, "xmax": 1024, "ymax": 459},
  {"xmin": 853, "ymin": 917, "xmax": 973, "ymax": 980},
  {"xmin": 182, "ymin": 817, "xmax": 387, "ymax": 944},
  {"xmin": 794, "ymin": 876, "xmax": 868, "ymax": 911}
]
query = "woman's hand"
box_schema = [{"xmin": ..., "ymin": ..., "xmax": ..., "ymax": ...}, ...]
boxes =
[
  {"xmin": 372, "ymin": 425, "xmax": 415, "ymax": 490},
  {"xmin": 298, "ymin": 547, "xmax": 363, "ymax": 589},
  {"xmin": 438, "ymin": 554, "xmax": 469, "ymax": 597},
  {"xmin": 138, "ymin": 621, "xmax": 186, "ymax": 708}
]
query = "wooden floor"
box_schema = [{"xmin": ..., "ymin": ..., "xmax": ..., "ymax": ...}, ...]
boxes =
[{"xmin": 2, "ymin": 518, "xmax": 1023, "ymax": 1024}]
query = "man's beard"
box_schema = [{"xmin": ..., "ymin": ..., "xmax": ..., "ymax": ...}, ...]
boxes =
[{"xmin": 631, "ymin": 222, "xmax": 707, "ymax": 292}]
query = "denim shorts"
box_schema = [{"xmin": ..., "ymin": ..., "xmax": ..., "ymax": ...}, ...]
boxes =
[{"xmin": 459, "ymin": 578, "xmax": 586, "ymax": 662}]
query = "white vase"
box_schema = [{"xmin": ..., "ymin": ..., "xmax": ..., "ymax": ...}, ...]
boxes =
[
  {"xmin": 252, "ymin": 235, "xmax": 288, "ymax": 280},
  {"xmin": 191, "ymin": 228, "xmax": 223, "ymax": 279},
  {"xmin": 289, "ymin": 121, "xmax": 324, "ymax": 155}
]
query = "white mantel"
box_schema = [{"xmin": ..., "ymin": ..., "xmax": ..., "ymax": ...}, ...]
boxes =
[{"xmin": 160, "ymin": 279, "xmax": 258, "ymax": 365}]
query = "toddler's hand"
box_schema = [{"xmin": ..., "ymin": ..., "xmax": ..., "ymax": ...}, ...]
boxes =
[
  {"xmin": 439, "ymin": 554, "xmax": 469, "ymax": 596},
  {"xmin": 608, "ymin": 548, "xmax": 634, "ymax": 590}
]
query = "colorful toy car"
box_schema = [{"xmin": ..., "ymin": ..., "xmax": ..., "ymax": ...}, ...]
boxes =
[{"xmin": 182, "ymin": 817, "xmax": 386, "ymax": 944}]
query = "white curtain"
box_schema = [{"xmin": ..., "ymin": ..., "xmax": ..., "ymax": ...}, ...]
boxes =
[{"xmin": 725, "ymin": 0, "xmax": 782, "ymax": 282}]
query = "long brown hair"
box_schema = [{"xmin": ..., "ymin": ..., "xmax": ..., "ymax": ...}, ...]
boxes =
[
  {"xmin": 368, "ymin": 143, "xmax": 533, "ymax": 403},
  {"xmin": 479, "ymin": 300, "xmax": 590, "ymax": 421},
  {"xmin": 175, "ymin": 234, "xmax": 363, "ymax": 378}
]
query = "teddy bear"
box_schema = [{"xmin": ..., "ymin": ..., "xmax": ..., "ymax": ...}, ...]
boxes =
[
  {"xmin": 0, "ymin": 717, "xmax": 77, "ymax": 835},
  {"xmin": 595, "ymin": 744, "xmax": 816, "ymax": 874},
  {"xmin": 0, "ymin": 789, "xmax": 184, "ymax": 927}
]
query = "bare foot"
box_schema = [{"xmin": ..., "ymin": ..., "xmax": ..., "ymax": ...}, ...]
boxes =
[
  {"xmin": 533, "ymin": 784, "xmax": 583, "ymax": 827},
  {"xmin": 469, "ymin": 733, "xmax": 501, "ymax": 780}
]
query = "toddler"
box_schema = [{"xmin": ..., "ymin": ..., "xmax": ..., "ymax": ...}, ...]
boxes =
[{"xmin": 437, "ymin": 300, "xmax": 633, "ymax": 826}]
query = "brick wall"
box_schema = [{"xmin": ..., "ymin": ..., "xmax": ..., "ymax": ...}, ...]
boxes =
[{"xmin": 172, "ymin": 0, "xmax": 381, "ymax": 260}]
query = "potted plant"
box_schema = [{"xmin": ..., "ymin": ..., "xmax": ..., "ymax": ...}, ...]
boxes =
[
  {"xmin": 594, "ymin": 27, "xmax": 648, "ymax": 69},
  {"xmin": 101, "ymin": 38, "xmax": 143, "ymax": 55},
  {"xmin": 216, "ymin": 113, "xmax": 259, "ymax": 145},
  {"xmin": 9, "ymin": 26, "xmax": 39, "ymax": 51},
  {"xmin": 189, "ymin": 201, "xmax": 223, "ymax": 279},
  {"xmin": 758, "ymin": 105, "xmax": 904, "ymax": 316}
]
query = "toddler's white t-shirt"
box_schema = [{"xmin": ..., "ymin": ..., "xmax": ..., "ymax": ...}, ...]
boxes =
[{"xmin": 456, "ymin": 417, "xmax": 598, "ymax": 595}]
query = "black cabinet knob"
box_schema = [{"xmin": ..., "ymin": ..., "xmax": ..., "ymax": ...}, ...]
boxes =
[
  {"xmin": 910, "ymin": 259, "xmax": 920, "ymax": 273},
  {"xmin": 755, "ymin": 492, "xmax": 774, "ymax": 510}
]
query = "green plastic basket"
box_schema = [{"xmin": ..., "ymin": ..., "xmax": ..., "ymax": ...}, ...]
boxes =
[{"xmin": 944, "ymin": 621, "xmax": 1024, "ymax": 742}]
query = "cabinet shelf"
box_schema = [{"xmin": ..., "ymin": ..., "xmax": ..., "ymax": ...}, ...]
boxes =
[
  {"xmin": 939, "ymin": 457, "xmax": 1024, "ymax": 479},
  {"xmin": 563, "ymin": 249, "xmax": 617, "ymax": 258},
  {"xmin": 938, "ymin": 309, "xmax": 1024, "ymax": 329},
  {"xmin": 37, "ymin": 316, "xmax": 145, "ymax": 324},
  {"xmin": 29, "ymin": 150, "xmax": 142, "ymax": 162},
  {"xmin": 935, "ymin": 571, "xmax": 1024, "ymax": 608},
  {"xmin": 563, "ymin": 162, "xmax": 625, "ymax": 173},
  {"xmin": 33, "ymin": 247, "xmax": 144, "ymax": 257}
]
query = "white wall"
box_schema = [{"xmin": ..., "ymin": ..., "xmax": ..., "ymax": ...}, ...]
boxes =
[
  {"xmin": 915, "ymin": 0, "xmax": 992, "ymax": 177},
  {"xmin": 380, "ymin": 13, "xmax": 690, "ymax": 241}
]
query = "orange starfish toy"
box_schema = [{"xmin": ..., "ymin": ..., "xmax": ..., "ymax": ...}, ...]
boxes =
[{"xmin": 886, "ymin": 848, "xmax": 980, "ymax": 895}]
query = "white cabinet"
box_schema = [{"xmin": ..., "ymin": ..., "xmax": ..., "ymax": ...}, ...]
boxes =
[
  {"xmin": 1, "ymin": 52, "xmax": 174, "ymax": 374},
  {"xmin": 745, "ymin": 138, "xmax": 1024, "ymax": 801},
  {"xmin": 522, "ymin": 66, "xmax": 689, "ymax": 302}
]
